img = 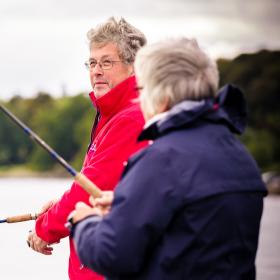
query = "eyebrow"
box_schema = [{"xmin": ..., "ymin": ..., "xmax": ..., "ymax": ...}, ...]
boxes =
[{"xmin": 89, "ymin": 55, "xmax": 115, "ymax": 61}]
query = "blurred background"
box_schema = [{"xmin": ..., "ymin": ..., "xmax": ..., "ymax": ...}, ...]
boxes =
[
  {"xmin": 0, "ymin": 0, "xmax": 279, "ymax": 178},
  {"xmin": 0, "ymin": 0, "xmax": 279, "ymax": 279}
]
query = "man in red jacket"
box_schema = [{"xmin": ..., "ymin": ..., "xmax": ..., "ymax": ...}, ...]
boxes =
[{"xmin": 27, "ymin": 17, "xmax": 147, "ymax": 280}]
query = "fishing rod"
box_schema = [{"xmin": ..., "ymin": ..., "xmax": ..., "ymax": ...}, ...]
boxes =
[
  {"xmin": 0, "ymin": 104, "xmax": 102, "ymax": 223},
  {"xmin": 0, "ymin": 213, "xmax": 38, "ymax": 224}
]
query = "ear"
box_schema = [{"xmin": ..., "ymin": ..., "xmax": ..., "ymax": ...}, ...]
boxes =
[
  {"xmin": 157, "ymin": 97, "xmax": 170, "ymax": 114},
  {"xmin": 129, "ymin": 65, "xmax": 135, "ymax": 76}
]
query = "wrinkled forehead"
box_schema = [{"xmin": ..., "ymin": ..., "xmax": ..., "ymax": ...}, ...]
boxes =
[{"xmin": 89, "ymin": 41, "xmax": 121, "ymax": 59}]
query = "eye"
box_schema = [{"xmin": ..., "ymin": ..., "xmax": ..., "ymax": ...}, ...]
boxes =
[
  {"xmin": 89, "ymin": 60, "xmax": 97, "ymax": 67},
  {"xmin": 101, "ymin": 59, "xmax": 112, "ymax": 67}
]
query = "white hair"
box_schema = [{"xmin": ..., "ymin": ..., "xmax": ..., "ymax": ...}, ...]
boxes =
[{"xmin": 134, "ymin": 38, "xmax": 219, "ymax": 118}]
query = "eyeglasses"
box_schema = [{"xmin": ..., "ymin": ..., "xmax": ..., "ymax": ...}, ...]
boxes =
[{"xmin": 85, "ymin": 58, "xmax": 123, "ymax": 71}]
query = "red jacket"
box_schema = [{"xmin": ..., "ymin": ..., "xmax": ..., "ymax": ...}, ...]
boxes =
[{"xmin": 35, "ymin": 76, "xmax": 147, "ymax": 280}]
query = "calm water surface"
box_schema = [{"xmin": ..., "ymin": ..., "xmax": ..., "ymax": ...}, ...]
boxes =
[{"xmin": 0, "ymin": 178, "xmax": 279, "ymax": 280}]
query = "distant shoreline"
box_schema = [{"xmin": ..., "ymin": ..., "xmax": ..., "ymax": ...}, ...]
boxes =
[
  {"xmin": 0, "ymin": 166, "xmax": 70, "ymax": 178},
  {"xmin": 1, "ymin": 166, "xmax": 279, "ymax": 195}
]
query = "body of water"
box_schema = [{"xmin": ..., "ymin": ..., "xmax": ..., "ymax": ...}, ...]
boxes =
[{"xmin": 0, "ymin": 178, "xmax": 279, "ymax": 279}]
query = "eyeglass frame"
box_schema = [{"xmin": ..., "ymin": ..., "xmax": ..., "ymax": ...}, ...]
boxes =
[{"xmin": 84, "ymin": 58, "xmax": 123, "ymax": 71}]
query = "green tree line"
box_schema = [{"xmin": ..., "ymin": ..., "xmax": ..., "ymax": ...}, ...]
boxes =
[
  {"xmin": 217, "ymin": 49, "xmax": 280, "ymax": 171},
  {"xmin": 0, "ymin": 49, "xmax": 279, "ymax": 173},
  {"xmin": 0, "ymin": 92, "xmax": 95, "ymax": 172}
]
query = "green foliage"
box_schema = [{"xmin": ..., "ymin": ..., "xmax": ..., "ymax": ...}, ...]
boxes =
[
  {"xmin": 72, "ymin": 110, "xmax": 95, "ymax": 170},
  {"xmin": 0, "ymin": 98, "xmax": 33, "ymax": 165},
  {"xmin": 0, "ymin": 92, "xmax": 95, "ymax": 172},
  {"xmin": 218, "ymin": 49, "xmax": 280, "ymax": 170},
  {"xmin": 28, "ymin": 94, "xmax": 93, "ymax": 171},
  {"xmin": 240, "ymin": 128, "xmax": 278, "ymax": 171},
  {"xmin": 0, "ymin": 49, "xmax": 279, "ymax": 173}
]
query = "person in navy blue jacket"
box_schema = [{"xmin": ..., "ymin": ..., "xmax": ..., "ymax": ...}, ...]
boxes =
[{"xmin": 69, "ymin": 37, "xmax": 267, "ymax": 280}]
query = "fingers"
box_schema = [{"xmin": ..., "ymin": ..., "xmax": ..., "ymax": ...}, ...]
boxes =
[
  {"xmin": 76, "ymin": 202, "xmax": 91, "ymax": 210},
  {"xmin": 32, "ymin": 243, "xmax": 53, "ymax": 255},
  {"xmin": 27, "ymin": 230, "xmax": 53, "ymax": 255},
  {"xmin": 69, "ymin": 203, "xmax": 99, "ymax": 224},
  {"xmin": 89, "ymin": 196, "xmax": 95, "ymax": 206},
  {"xmin": 66, "ymin": 192, "xmax": 115, "ymax": 230},
  {"xmin": 90, "ymin": 191, "xmax": 114, "ymax": 208}
]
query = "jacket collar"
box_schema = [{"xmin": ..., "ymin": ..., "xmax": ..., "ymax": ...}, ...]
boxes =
[
  {"xmin": 139, "ymin": 84, "xmax": 247, "ymax": 141},
  {"xmin": 89, "ymin": 76, "xmax": 138, "ymax": 117}
]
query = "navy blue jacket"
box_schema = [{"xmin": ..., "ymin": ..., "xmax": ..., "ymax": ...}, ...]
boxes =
[{"xmin": 73, "ymin": 85, "xmax": 267, "ymax": 280}]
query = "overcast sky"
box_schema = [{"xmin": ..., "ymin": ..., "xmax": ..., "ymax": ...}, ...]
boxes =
[{"xmin": 0, "ymin": 0, "xmax": 279, "ymax": 100}]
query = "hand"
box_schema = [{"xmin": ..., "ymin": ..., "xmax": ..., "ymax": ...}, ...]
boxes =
[
  {"xmin": 67, "ymin": 191, "xmax": 114, "ymax": 226},
  {"xmin": 27, "ymin": 230, "xmax": 54, "ymax": 255},
  {"xmin": 90, "ymin": 191, "xmax": 114, "ymax": 215},
  {"xmin": 68, "ymin": 202, "xmax": 102, "ymax": 225},
  {"xmin": 38, "ymin": 199, "xmax": 58, "ymax": 216}
]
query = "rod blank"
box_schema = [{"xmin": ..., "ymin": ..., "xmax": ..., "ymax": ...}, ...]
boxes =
[
  {"xmin": 0, "ymin": 104, "xmax": 102, "ymax": 198},
  {"xmin": 0, "ymin": 104, "xmax": 102, "ymax": 224}
]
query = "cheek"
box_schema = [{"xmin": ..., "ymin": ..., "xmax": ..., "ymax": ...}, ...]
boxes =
[
  {"xmin": 113, "ymin": 66, "xmax": 132, "ymax": 85},
  {"xmin": 90, "ymin": 72, "xmax": 95, "ymax": 84},
  {"xmin": 107, "ymin": 74, "xmax": 125, "ymax": 88},
  {"xmin": 102, "ymin": 73, "xmax": 114, "ymax": 89}
]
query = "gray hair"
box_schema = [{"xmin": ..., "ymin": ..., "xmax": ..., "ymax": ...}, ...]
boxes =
[
  {"xmin": 87, "ymin": 17, "xmax": 147, "ymax": 64},
  {"xmin": 134, "ymin": 38, "xmax": 219, "ymax": 117}
]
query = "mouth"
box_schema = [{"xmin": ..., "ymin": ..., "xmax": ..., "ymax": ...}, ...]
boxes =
[{"xmin": 94, "ymin": 81, "xmax": 108, "ymax": 86}]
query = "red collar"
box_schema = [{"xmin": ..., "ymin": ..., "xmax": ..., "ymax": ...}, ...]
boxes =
[{"xmin": 89, "ymin": 76, "xmax": 138, "ymax": 117}]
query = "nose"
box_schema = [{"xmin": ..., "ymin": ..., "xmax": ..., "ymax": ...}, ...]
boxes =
[{"xmin": 91, "ymin": 63, "xmax": 103, "ymax": 75}]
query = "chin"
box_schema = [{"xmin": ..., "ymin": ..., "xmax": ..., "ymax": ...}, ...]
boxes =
[{"xmin": 94, "ymin": 88, "xmax": 110, "ymax": 98}]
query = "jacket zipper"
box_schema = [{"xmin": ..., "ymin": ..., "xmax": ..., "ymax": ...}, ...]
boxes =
[{"xmin": 87, "ymin": 109, "xmax": 100, "ymax": 153}]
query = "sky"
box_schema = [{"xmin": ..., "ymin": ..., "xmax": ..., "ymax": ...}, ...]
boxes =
[{"xmin": 0, "ymin": 0, "xmax": 279, "ymax": 100}]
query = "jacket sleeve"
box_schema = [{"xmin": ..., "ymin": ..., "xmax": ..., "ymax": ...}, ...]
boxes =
[
  {"xmin": 35, "ymin": 115, "xmax": 147, "ymax": 243},
  {"xmin": 73, "ymin": 147, "xmax": 184, "ymax": 277}
]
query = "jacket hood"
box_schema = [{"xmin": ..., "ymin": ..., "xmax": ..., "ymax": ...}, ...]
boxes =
[
  {"xmin": 89, "ymin": 76, "xmax": 138, "ymax": 117},
  {"xmin": 139, "ymin": 84, "xmax": 247, "ymax": 141}
]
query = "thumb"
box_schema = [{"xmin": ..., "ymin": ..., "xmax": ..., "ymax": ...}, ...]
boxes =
[{"xmin": 75, "ymin": 201, "xmax": 91, "ymax": 210}]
